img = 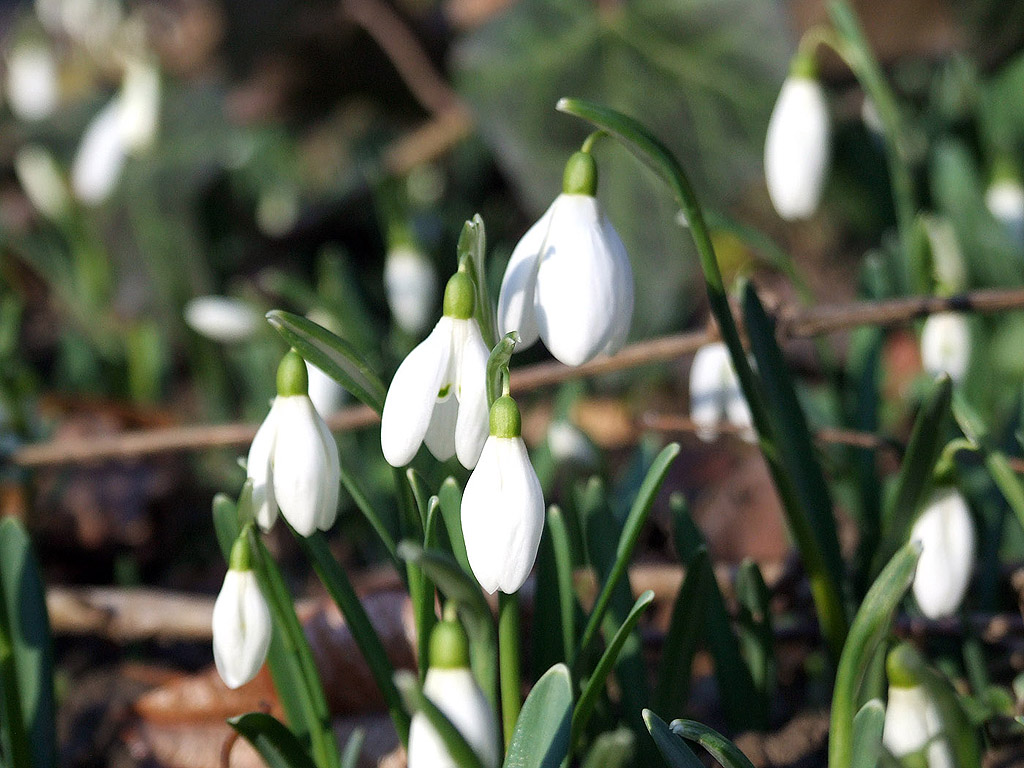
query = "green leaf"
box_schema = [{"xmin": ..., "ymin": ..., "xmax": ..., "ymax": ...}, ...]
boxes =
[
  {"xmin": 266, "ymin": 310, "xmax": 387, "ymax": 414},
  {"xmin": 735, "ymin": 558, "xmax": 775, "ymax": 700},
  {"xmin": 654, "ymin": 548, "xmax": 710, "ymax": 717},
  {"xmin": 0, "ymin": 518, "xmax": 56, "ymax": 768},
  {"xmin": 394, "ymin": 671, "xmax": 487, "ymax": 768},
  {"xmin": 228, "ymin": 712, "xmax": 318, "ymax": 768},
  {"xmin": 580, "ymin": 728, "xmax": 634, "ymax": 768},
  {"xmin": 212, "ymin": 491, "xmax": 241, "ymax": 560},
  {"xmin": 642, "ymin": 710, "xmax": 704, "ymax": 768},
  {"xmin": 830, "ymin": 542, "xmax": 921, "ymax": 768},
  {"xmin": 850, "ymin": 700, "xmax": 885, "ymax": 768},
  {"xmin": 338, "ymin": 463, "xmax": 400, "ymax": 573},
  {"xmin": 504, "ymin": 664, "xmax": 573, "ymax": 768},
  {"xmin": 669, "ymin": 720, "xmax": 756, "ymax": 768},
  {"xmin": 438, "ymin": 478, "xmax": 472, "ymax": 575}
]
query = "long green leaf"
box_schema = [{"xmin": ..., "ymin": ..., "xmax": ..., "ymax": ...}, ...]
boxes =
[
  {"xmin": 642, "ymin": 710, "xmax": 704, "ymax": 768},
  {"xmin": 338, "ymin": 463, "xmax": 400, "ymax": 573},
  {"xmin": 394, "ymin": 671, "xmax": 486, "ymax": 768},
  {"xmin": 266, "ymin": 310, "xmax": 387, "ymax": 413},
  {"xmin": 830, "ymin": 542, "xmax": 921, "ymax": 768},
  {"xmin": 212, "ymin": 492, "xmax": 240, "ymax": 558},
  {"xmin": 735, "ymin": 558, "xmax": 775, "ymax": 700},
  {"xmin": 669, "ymin": 720, "xmax": 756, "ymax": 768},
  {"xmin": 438, "ymin": 478, "xmax": 471, "ymax": 575},
  {"xmin": 850, "ymin": 700, "xmax": 885, "ymax": 768},
  {"xmin": 228, "ymin": 712, "xmax": 318, "ymax": 768},
  {"xmin": 0, "ymin": 519, "xmax": 55, "ymax": 768},
  {"xmin": 654, "ymin": 549, "xmax": 710, "ymax": 717},
  {"xmin": 504, "ymin": 664, "xmax": 573, "ymax": 768},
  {"xmin": 547, "ymin": 507, "xmax": 576, "ymax": 665}
]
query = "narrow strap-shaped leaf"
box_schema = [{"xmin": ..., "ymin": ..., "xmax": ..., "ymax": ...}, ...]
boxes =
[
  {"xmin": 916, "ymin": 664, "xmax": 984, "ymax": 767},
  {"xmin": 571, "ymin": 591, "xmax": 655, "ymax": 750},
  {"xmin": 394, "ymin": 671, "xmax": 486, "ymax": 768},
  {"xmin": 669, "ymin": 720, "xmax": 757, "ymax": 768},
  {"xmin": 735, "ymin": 558, "xmax": 775, "ymax": 700},
  {"xmin": 654, "ymin": 548, "xmax": 710, "ymax": 717},
  {"xmin": 849, "ymin": 700, "xmax": 885, "ymax": 768},
  {"xmin": 0, "ymin": 518, "xmax": 55, "ymax": 768},
  {"xmin": 504, "ymin": 664, "xmax": 573, "ymax": 768},
  {"xmin": 547, "ymin": 507, "xmax": 577, "ymax": 664},
  {"xmin": 830, "ymin": 542, "xmax": 921, "ymax": 768},
  {"xmin": 641, "ymin": 710, "xmax": 704, "ymax": 768},
  {"xmin": 416, "ymin": 498, "xmax": 442, "ymax": 679},
  {"xmin": 338, "ymin": 463, "xmax": 400, "ymax": 573},
  {"xmin": 339, "ymin": 728, "xmax": 365, "ymax": 768},
  {"xmin": 228, "ymin": 712, "xmax": 318, "ymax": 768},
  {"xmin": 406, "ymin": 468, "xmax": 433, "ymax": 531},
  {"xmin": 438, "ymin": 478, "xmax": 471, "ymax": 574},
  {"xmin": 576, "ymin": 444, "xmax": 679, "ymax": 662},
  {"xmin": 266, "ymin": 310, "xmax": 387, "ymax": 414},
  {"xmin": 212, "ymin": 492, "xmax": 241, "ymax": 559},
  {"xmin": 872, "ymin": 375, "xmax": 952, "ymax": 574},
  {"xmin": 299, "ymin": 532, "xmax": 410, "ymax": 745}
]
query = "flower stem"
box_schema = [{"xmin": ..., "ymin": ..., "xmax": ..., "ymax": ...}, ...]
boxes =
[{"xmin": 498, "ymin": 591, "xmax": 521, "ymax": 749}]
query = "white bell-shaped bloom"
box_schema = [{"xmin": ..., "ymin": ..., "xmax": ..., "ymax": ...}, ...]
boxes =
[
  {"xmin": 909, "ymin": 488, "xmax": 974, "ymax": 619},
  {"xmin": 6, "ymin": 40, "xmax": 58, "ymax": 122},
  {"xmin": 547, "ymin": 420, "xmax": 597, "ymax": 467},
  {"xmin": 883, "ymin": 686, "xmax": 954, "ymax": 768},
  {"xmin": 14, "ymin": 145, "xmax": 70, "ymax": 221},
  {"xmin": 380, "ymin": 271, "xmax": 489, "ymax": 469},
  {"xmin": 247, "ymin": 351, "xmax": 341, "ymax": 536},
  {"xmin": 212, "ymin": 541, "xmax": 272, "ymax": 689},
  {"xmin": 462, "ymin": 396, "xmax": 545, "ymax": 594},
  {"xmin": 920, "ymin": 312, "xmax": 970, "ymax": 383},
  {"xmin": 764, "ymin": 72, "xmax": 830, "ymax": 221},
  {"xmin": 986, "ymin": 178, "xmax": 1024, "ymax": 246},
  {"xmin": 184, "ymin": 295, "xmax": 263, "ymax": 343},
  {"xmin": 498, "ymin": 152, "xmax": 633, "ymax": 367},
  {"xmin": 385, "ymin": 244, "xmax": 438, "ymax": 335},
  {"xmin": 689, "ymin": 342, "xmax": 756, "ymax": 443},
  {"xmin": 409, "ymin": 667, "xmax": 500, "ymax": 768}
]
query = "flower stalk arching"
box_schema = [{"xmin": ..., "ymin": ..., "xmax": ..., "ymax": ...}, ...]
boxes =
[{"xmin": 555, "ymin": 97, "xmax": 850, "ymax": 656}]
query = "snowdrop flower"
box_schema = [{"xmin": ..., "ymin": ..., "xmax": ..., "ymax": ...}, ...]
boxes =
[
  {"xmin": 184, "ymin": 295, "xmax": 263, "ymax": 343},
  {"xmin": 882, "ymin": 645, "xmax": 954, "ymax": 768},
  {"xmin": 909, "ymin": 488, "xmax": 974, "ymax": 619},
  {"xmin": 689, "ymin": 342, "xmax": 755, "ymax": 443},
  {"xmin": 408, "ymin": 609, "xmax": 500, "ymax": 768},
  {"xmin": 920, "ymin": 312, "xmax": 970, "ymax": 383},
  {"xmin": 306, "ymin": 361, "xmax": 346, "ymax": 417},
  {"xmin": 497, "ymin": 151, "xmax": 633, "ymax": 367},
  {"xmin": 764, "ymin": 59, "xmax": 830, "ymax": 221},
  {"xmin": 380, "ymin": 270, "xmax": 489, "ymax": 469},
  {"xmin": 6, "ymin": 39, "xmax": 58, "ymax": 122},
  {"xmin": 118, "ymin": 55, "xmax": 160, "ymax": 152},
  {"xmin": 985, "ymin": 174, "xmax": 1024, "ymax": 246},
  {"xmin": 247, "ymin": 350, "xmax": 341, "ymax": 536},
  {"xmin": 384, "ymin": 244, "xmax": 438, "ymax": 335},
  {"xmin": 462, "ymin": 394, "xmax": 545, "ymax": 594},
  {"xmin": 14, "ymin": 145, "xmax": 70, "ymax": 221},
  {"xmin": 212, "ymin": 536, "xmax": 272, "ymax": 689},
  {"xmin": 547, "ymin": 420, "xmax": 597, "ymax": 467}
]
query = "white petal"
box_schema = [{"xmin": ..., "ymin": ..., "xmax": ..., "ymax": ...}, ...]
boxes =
[
  {"xmin": 498, "ymin": 203, "xmax": 556, "ymax": 349},
  {"xmin": 385, "ymin": 246, "xmax": 438, "ymax": 335},
  {"xmin": 910, "ymin": 489, "xmax": 975, "ymax": 619},
  {"xmin": 765, "ymin": 76, "xmax": 830, "ymax": 221},
  {"xmin": 986, "ymin": 179, "xmax": 1024, "ymax": 245},
  {"xmin": 424, "ymin": 395, "xmax": 459, "ymax": 462},
  {"xmin": 381, "ymin": 318, "xmax": 453, "ymax": 467},
  {"xmin": 247, "ymin": 400, "xmax": 280, "ymax": 531},
  {"xmin": 920, "ymin": 312, "xmax": 970, "ymax": 383},
  {"xmin": 462, "ymin": 436, "xmax": 545, "ymax": 594},
  {"xmin": 453, "ymin": 320, "xmax": 490, "ymax": 469},
  {"xmin": 599, "ymin": 213, "xmax": 634, "ymax": 356},
  {"xmin": 882, "ymin": 685, "xmax": 933, "ymax": 757},
  {"xmin": 314, "ymin": 415, "xmax": 341, "ymax": 532},
  {"xmin": 72, "ymin": 98, "xmax": 127, "ymax": 205},
  {"xmin": 408, "ymin": 668, "xmax": 500, "ymax": 768},
  {"xmin": 212, "ymin": 570, "xmax": 272, "ymax": 689},
  {"xmin": 7, "ymin": 43, "xmax": 58, "ymax": 122},
  {"xmin": 547, "ymin": 421, "xmax": 597, "ymax": 466},
  {"xmin": 689, "ymin": 343, "xmax": 730, "ymax": 442},
  {"xmin": 271, "ymin": 396, "xmax": 331, "ymax": 536},
  {"xmin": 184, "ymin": 295, "xmax": 263, "ymax": 343},
  {"xmin": 306, "ymin": 361, "xmax": 347, "ymax": 416},
  {"xmin": 118, "ymin": 57, "xmax": 160, "ymax": 153}
]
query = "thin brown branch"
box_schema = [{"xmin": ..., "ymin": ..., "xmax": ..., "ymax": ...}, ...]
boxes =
[{"xmin": 11, "ymin": 285, "xmax": 1024, "ymax": 468}]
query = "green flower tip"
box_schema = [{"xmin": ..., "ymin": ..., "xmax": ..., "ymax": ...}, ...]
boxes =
[
  {"xmin": 276, "ymin": 349, "xmax": 309, "ymax": 396},
  {"xmin": 563, "ymin": 151, "xmax": 598, "ymax": 196},
  {"xmin": 789, "ymin": 50, "xmax": 818, "ymax": 80},
  {"xmin": 428, "ymin": 614, "xmax": 470, "ymax": 669},
  {"xmin": 489, "ymin": 395, "xmax": 522, "ymax": 438},
  {"xmin": 228, "ymin": 535, "xmax": 252, "ymax": 572},
  {"xmin": 886, "ymin": 642, "xmax": 924, "ymax": 689},
  {"xmin": 443, "ymin": 271, "xmax": 476, "ymax": 319}
]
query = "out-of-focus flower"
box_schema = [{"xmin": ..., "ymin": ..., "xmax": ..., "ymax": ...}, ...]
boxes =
[
  {"xmin": 920, "ymin": 312, "xmax": 970, "ymax": 383},
  {"xmin": 909, "ymin": 488, "xmax": 974, "ymax": 619},
  {"xmin": 36, "ymin": 0, "xmax": 123, "ymax": 49},
  {"xmin": 921, "ymin": 216, "xmax": 966, "ymax": 295},
  {"xmin": 384, "ymin": 244, "xmax": 437, "ymax": 335},
  {"xmin": 184, "ymin": 296, "xmax": 263, "ymax": 343},
  {"xmin": 6, "ymin": 39, "xmax": 58, "ymax": 122},
  {"xmin": 14, "ymin": 145, "xmax": 70, "ymax": 221},
  {"xmin": 304, "ymin": 312, "xmax": 347, "ymax": 417},
  {"xmin": 380, "ymin": 271, "xmax": 489, "ymax": 469},
  {"xmin": 986, "ymin": 175, "xmax": 1024, "ymax": 247},
  {"xmin": 689, "ymin": 342, "xmax": 755, "ymax": 443},
  {"xmin": 256, "ymin": 185, "xmax": 300, "ymax": 237},
  {"xmin": 546, "ymin": 420, "xmax": 597, "ymax": 467},
  {"xmin": 247, "ymin": 350, "xmax": 340, "ymax": 536},
  {"xmin": 498, "ymin": 151, "xmax": 633, "ymax": 367},
  {"xmin": 764, "ymin": 59, "xmax": 830, "ymax": 221},
  {"xmin": 212, "ymin": 536, "xmax": 271, "ymax": 689},
  {"xmin": 882, "ymin": 644, "xmax": 954, "ymax": 768}
]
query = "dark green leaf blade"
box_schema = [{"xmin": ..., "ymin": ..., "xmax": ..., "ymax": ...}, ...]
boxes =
[
  {"xmin": 642, "ymin": 710, "xmax": 704, "ymax": 768},
  {"xmin": 228, "ymin": 712, "xmax": 318, "ymax": 768},
  {"xmin": 669, "ymin": 720, "xmax": 757, "ymax": 768},
  {"xmin": 504, "ymin": 664, "xmax": 573, "ymax": 768}
]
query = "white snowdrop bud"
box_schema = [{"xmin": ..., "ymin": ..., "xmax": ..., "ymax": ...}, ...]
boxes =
[
  {"xmin": 689, "ymin": 342, "xmax": 756, "ymax": 444},
  {"xmin": 498, "ymin": 151, "xmax": 633, "ymax": 367},
  {"xmin": 212, "ymin": 537, "xmax": 272, "ymax": 689},
  {"xmin": 986, "ymin": 177, "xmax": 1024, "ymax": 246},
  {"xmin": 71, "ymin": 99, "xmax": 126, "ymax": 205},
  {"xmin": 882, "ymin": 644, "xmax": 955, "ymax": 768},
  {"xmin": 764, "ymin": 60, "xmax": 830, "ymax": 221},
  {"xmin": 909, "ymin": 488, "xmax": 974, "ymax": 619},
  {"xmin": 7, "ymin": 40, "xmax": 58, "ymax": 122},
  {"xmin": 118, "ymin": 56, "xmax": 160, "ymax": 153},
  {"xmin": 920, "ymin": 312, "xmax": 970, "ymax": 383},
  {"xmin": 547, "ymin": 420, "xmax": 597, "ymax": 467},
  {"xmin": 384, "ymin": 244, "xmax": 438, "ymax": 335},
  {"xmin": 184, "ymin": 296, "xmax": 263, "ymax": 343},
  {"xmin": 14, "ymin": 145, "xmax": 70, "ymax": 221},
  {"xmin": 247, "ymin": 351, "xmax": 341, "ymax": 535}
]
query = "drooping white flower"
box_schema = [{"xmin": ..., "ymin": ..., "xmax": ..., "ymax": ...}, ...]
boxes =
[
  {"xmin": 408, "ymin": 613, "xmax": 499, "ymax": 768},
  {"xmin": 14, "ymin": 145, "xmax": 70, "ymax": 221},
  {"xmin": 689, "ymin": 342, "xmax": 756, "ymax": 443},
  {"xmin": 184, "ymin": 295, "xmax": 263, "ymax": 343},
  {"xmin": 497, "ymin": 151, "xmax": 633, "ymax": 367},
  {"xmin": 212, "ymin": 538, "xmax": 272, "ymax": 689},
  {"xmin": 247, "ymin": 350, "xmax": 341, "ymax": 536},
  {"xmin": 462, "ymin": 395, "xmax": 545, "ymax": 594},
  {"xmin": 986, "ymin": 177, "xmax": 1024, "ymax": 246},
  {"xmin": 882, "ymin": 686, "xmax": 954, "ymax": 768},
  {"xmin": 118, "ymin": 55, "xmax": 160, "ymax": 153},
  {"xmin": 380, "ymin": 271, "xmax": 489, "ymax": 469},
  {"xmin": 36, "ymin": 0, "xmax": 123, "ymax": 49},
  {"xmin": 547, "ymin": 420, "xmax": 597, "ymax": 467},
  {"xmin": 764, "ymin": 67, "xmax": 830, "ymax": 221},
  {"xmin": 384, "ymin": 244, "xmax": 438, "ymax": 335},
  {"xmin": 920, "ymin": 312, "xmax": 970, "ymax": 383},
  {"xmin": 6, "ymin": 39, "xmax": 58, "ymax": 122},
  {"xmin": 909, "ymin": 488, "xmax": 974, "ymax": 619}
]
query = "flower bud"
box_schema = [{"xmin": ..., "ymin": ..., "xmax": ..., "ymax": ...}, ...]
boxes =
[
  {"xmin": 986, "ymin": 176, "xmax": 1024, "ymax": 246},
  {"xmin": 212, "ymin": 537, "xmax": 272, "ymax": 689},
  {"xmin": 909, "ymin": 488, "xmax": 974, "ymax": 619},
  {"xmin": 689, "ymin": 342, "xmax": 756, "ymax": 443},
  {"xmin": 6, "ymin": 39, "xmax": 58, "ymax": 122},
  {"xmin": 920, "ymin": 312, "xmax": 970, "ymax": 383},
  {"xmin": 882, "ymin": 644, "xmax": 954, "ymax": 768},
  {"xmin": 184, "ymin": 296, "xmax": 263, "ymax": 343},
  {"xmin": 14, "ymin": 145, "xmax": 69, "ymax": 221},
  {"xmin": 385, "ymin": 244, "xmax": 438, "ymax": 335}
]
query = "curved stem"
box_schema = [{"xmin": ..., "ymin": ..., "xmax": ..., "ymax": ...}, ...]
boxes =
[
  {"xmin": 581, "ymin": 130, "xmax": 607, "ymax": 154},
  {"xmin": 498, "ymin": 592, "xmax": 521, "ymax": 750}
]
